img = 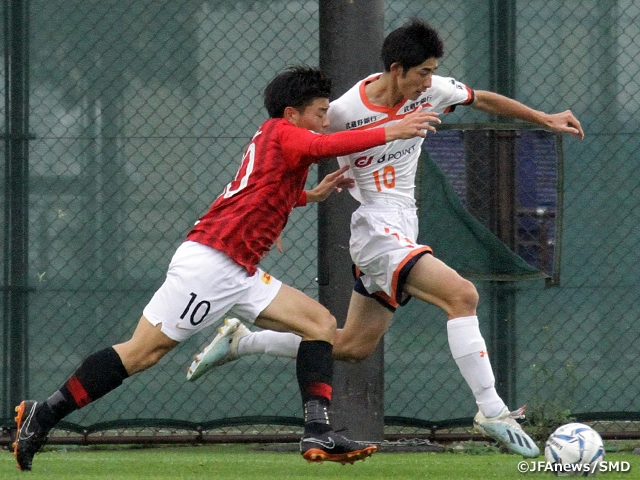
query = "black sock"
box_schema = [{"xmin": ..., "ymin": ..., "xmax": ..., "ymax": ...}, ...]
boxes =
[
  {"xmin": 296, "ymin": 340, "xmax": 334, "ymax": 435},
  {"xmin": 38, "ymin": 347, "xmax": 129, "ymax": 430}
]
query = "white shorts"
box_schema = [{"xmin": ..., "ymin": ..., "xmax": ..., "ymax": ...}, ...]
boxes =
[
  {"xmin": 350, "ymin": 204, "xmax": 432, "ymax": 308},
  {"xmin": 143, "ymin": 241, "xmax": 282, "ymax": 342}
]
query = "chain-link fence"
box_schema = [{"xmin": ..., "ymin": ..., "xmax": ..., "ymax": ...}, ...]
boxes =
[{"xmin": 2, "ymin": 0, "xmax": 639, "ymax": 444}]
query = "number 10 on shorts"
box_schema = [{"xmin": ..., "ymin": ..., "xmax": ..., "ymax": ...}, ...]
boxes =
[{"xmin": 180, "ymin": 292, "xmax": 210, "ymax": 326}]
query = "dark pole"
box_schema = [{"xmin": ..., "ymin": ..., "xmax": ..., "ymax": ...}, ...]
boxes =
[
  {"xmin": 318, "ymin": 0, "xmax": 385, "ymax": 441},
  {"xmin": 489, "ymin": 131, "xmax": 518, "ymax": 410},
  {"xmin": 3, "ymin": 0, "xmax": 31, "ymax": 419},
  {"xmin": 488, "ymin": 0, "xmax": 517, "ymax": 409},
  {"xmin": 489, "ymin": 0, "xmax": 516, "ymax": 97}
]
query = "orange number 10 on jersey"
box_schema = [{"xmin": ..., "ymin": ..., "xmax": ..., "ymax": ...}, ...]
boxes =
[{"xmin": 372, "ymin": 165, "xmax": 396, "ymax": 192}]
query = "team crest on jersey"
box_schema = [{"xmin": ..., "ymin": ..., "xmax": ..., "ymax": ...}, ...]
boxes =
[{"xmin": 261, "ymin": 272, "xmax": 272, "ymax": 284}]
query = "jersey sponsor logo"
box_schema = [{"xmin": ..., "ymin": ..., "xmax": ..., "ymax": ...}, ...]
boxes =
[
  {"xmin": 261, "ymin": 272, "xmax": 272, "ymax": 284},
  {"xmin": 353, "ymin": 144, "xmax": 418, "ymax": 168},
  {"xmin": 354, "ymin": 155, "xmax": 373, "ymax": 168},
  {"xmin": 401, "ymin": 97, "xmax": 432, "ymax": 114},
  {"xmin": 345, "ymin": 115, "xmax": 379, "ymax": 130}
]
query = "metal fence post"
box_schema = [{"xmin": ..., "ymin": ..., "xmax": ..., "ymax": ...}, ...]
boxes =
[
  {"xmin": 465, "ymin": 129, "xmax": 518, "ymax": 408},
  {"xmin": 318, "ymin": 0, "xmax": 384, "ymax": 441},
  {"xmin": 488, "ymin": 0, "xmax": 517, "ymax": 409},
  {"xmin": 3, "ymin": 0, "xmax": 30, "ymax": 420}
]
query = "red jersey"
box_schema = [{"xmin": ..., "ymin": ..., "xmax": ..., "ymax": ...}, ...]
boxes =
[{"xmin": 186, "ymin": 118, "xmax": 386, "ymax": 274}]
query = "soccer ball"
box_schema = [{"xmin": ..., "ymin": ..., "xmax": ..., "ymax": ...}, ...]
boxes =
[{"xmin": 544, "ymin": 423, "xmax": 605, "ymax": 476}]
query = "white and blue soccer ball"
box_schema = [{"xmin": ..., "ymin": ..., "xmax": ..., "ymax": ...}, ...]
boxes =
[{"xmin": 544, "ymin": 423, "xmax": 605, "ymax": 476}]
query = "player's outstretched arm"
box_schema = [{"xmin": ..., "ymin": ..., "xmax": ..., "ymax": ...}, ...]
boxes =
[
  {"xmin": 305, "ymin": 165, "xmax": 354, "ymax": 203},
  {"xmin": 384, "ymin": 107, "xmax": 441, "ymax": 141},
  {"xmin": 472, "ymin": 90, "xmax": 584, "ymax": 140}
]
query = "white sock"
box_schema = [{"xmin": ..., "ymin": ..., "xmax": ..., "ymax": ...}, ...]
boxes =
[
  {"xmin": 447, "ymin": 315, "xmax": 506, "ymax": 418},
  {"xmin": 237, "ymin": 330, "xmax": 300, "ymax": 358}
]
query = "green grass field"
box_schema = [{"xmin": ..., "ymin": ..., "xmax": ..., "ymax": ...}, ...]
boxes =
[{"xmin": 1, "ymin": 444, "xmax": 637, "ymax": 479}]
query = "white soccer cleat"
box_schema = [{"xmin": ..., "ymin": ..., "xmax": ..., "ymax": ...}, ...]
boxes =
[
  {"xmin": 474, "ymin": 405, "xmax": 540, "ymax": 458},
  {"xmin": 186, "ymin": 318, "xmax": 251, "ymax": 382}
]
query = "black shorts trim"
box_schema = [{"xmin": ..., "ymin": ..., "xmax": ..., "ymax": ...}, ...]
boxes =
[
  {"xmin": 353, "ymin": 276, "xmax": 397, "ymax": 313},
  {"xmin": 351, "ymin": 249, "xmax": 433, "ymax": 312}
]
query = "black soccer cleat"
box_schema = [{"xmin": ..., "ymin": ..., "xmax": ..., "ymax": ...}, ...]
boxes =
[
  {"xmin": 13, "ymin": 400, "xmax": 50, "ymax": 471},
  {"xmin": 300, "ymin": 430, "xmax": 377, "ymax": 464}
]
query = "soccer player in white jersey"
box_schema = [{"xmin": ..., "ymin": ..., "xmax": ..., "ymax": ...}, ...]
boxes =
[{"xmin": 188, "ymin": 19, "xmax": 584, "ymax": 458}]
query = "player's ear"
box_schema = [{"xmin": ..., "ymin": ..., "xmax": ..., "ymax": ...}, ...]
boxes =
[
  {"xmin": 389, "ymin": 62, "xmax": 406, "ymax": 77},
  {"xmin": 283, "ymin": 106, "xmax": 300, "ymax": 126}
]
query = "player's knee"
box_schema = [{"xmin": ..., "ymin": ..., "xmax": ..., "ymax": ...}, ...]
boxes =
[
  {"xmin": 302, "ymin": 308, "xmax": 337, "ymax": 342},
  {"xmin": 448, "ymin": 278, "xmax": 479, "ymax": 315},
  {"xmin": 319, "ymin": 313, "xmax": 337, "ymax": 340},
  {"xmin": 461, "ymin": 279, "xmax": 479, "ymax": 308}
]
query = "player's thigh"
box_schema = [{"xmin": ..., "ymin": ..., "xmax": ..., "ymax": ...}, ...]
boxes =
[
  {"xmin": 334, "ymin": 291, "xmax": 393, "ymax": 362},
  {"xmin": 404, "ymin": 254, "xmax": 478, "ymax": 316},
  {"xmin": 255, "ymin": 283, "xmax": 336, "ymax": 342}
]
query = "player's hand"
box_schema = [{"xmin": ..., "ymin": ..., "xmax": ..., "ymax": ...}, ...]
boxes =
[
  {"xmin": 275, "ymin": 235, "xmax": 283, "ymax": 253},
  {"xmin": 544, "ymin": 110, "xmax": 584, "ymax": 140},
  {"xmin": 384, "ymin": 107, "xmax": 440, "ymax": 141},
  {"xmin": 305, "ymin": 165, "xmax": 355, "ymax": 203}
]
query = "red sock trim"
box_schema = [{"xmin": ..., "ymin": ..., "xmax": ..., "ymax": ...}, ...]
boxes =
[
  {"xmin": 308, "ymin": 382, "xmax": 332, "ymax": 401},
  {"xmin": 66, "ymin": 376, "xmax": 92, "ymax": 408}
]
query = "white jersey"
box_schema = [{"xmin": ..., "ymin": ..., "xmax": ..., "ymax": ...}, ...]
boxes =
[{"xmin": 328, "ymin": 73, "xmax": 474, "ymax": 206}]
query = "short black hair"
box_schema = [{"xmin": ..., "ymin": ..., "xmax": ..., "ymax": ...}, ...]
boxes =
[
  {"xmin": 263, "ymin": 66, "xmax": 332, "ymax": 118},
  {"xmin": 381, "ymin": 19, "xmax": 444, "ymax": 72}
]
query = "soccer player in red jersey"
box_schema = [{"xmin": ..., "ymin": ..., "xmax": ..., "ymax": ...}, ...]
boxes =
[{"xmin": 12, "ymin": 66, "xmax": 440, "ymax": 471}]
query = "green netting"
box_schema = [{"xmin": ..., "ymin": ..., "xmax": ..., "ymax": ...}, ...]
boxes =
[{"xmin": 417, "ymin": 149, "xmax": 544, "ymax": 280}]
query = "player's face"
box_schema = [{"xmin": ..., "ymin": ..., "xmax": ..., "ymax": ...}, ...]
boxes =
[
  {"xmin": 293, "ymin": 98, "xmax": 331, "ymax": 133},
  {"xmin": 396, "ymin": 58, "xmax": 439, "ymax": 100}
]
